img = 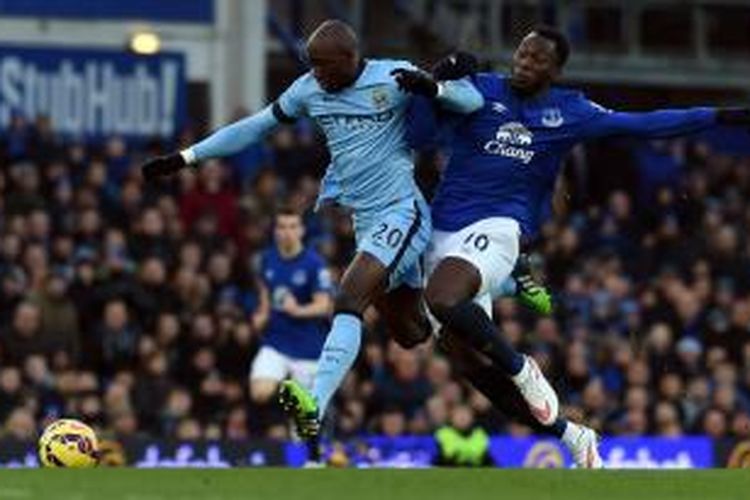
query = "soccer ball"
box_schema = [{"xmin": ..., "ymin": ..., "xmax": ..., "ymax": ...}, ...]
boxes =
[{"xmin": 38, "ymin": 419, "xmax": 99, "ymax": 468}]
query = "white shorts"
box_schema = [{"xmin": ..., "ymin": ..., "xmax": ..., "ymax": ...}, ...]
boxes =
[
  {"xmin": 424, "ymin": 217, "xmax": 520, "ymax": 316},
  {"xmin": 250, "ymin": 345, "xmax": 317, "ymax": 390}
]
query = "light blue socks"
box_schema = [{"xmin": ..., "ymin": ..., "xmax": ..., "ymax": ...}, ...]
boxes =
[{"xmin": 312, "ymin": 313, "xmax": 362, "ymax": 417}]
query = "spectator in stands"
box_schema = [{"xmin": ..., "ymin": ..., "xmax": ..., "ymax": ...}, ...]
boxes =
[
  {"xmin": 95, "ymin": 300, "xmax": 140, "ymax": 376},
  {"xmin": 434, "ymin": 405, "xmax": 493, "ymax": 466},
  {"xmin": 1, "ymin": 302, "xmax": 57, "ymax": 365},
  {"xmin": 28, "ymin": 272, "xmax": 80, "ymax": 363}
]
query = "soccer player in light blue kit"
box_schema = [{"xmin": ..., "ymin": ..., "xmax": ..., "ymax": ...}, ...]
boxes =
[{"xmin": 140, "ymin": 20, "xmax": 483, "ymax": 454}]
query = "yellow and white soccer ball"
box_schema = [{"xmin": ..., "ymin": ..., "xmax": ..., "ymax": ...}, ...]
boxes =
[{"xmin": 38, "ymin": 418, "xmax": 99, "ymax": 468}]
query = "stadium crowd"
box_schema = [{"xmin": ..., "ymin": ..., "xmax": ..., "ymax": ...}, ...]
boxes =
[{"xmin": 1, "ymin": 112, "xmax": 749, "ymax": 444}]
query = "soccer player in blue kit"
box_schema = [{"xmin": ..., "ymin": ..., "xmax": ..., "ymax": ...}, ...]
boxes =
[
  {"xmin": 249, "ymin": 207, "xmax": 332, "ymax": 423},
  {"xmin": 396, "ymin": 25, "xmax": 750, "ymax": 468},
  {"xmin": 139, "ymin": 20, "xmax": 486, "ymax": 453}
]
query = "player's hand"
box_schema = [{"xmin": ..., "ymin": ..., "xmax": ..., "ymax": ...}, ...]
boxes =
[
  {"xmin": 431, "ymin": 51, "xmax": 478, "ymax": 81},
  {"xmin": 141, "ymin": 153, "xmax": 187, "ymax": 182},
  {"xmin": 716, "ymin": 108, "xmax": 750, "ymax": 127},
  {"xmin": 391, "ymin": 69, "xmax": 438, "ymax": 98},
  {"xmin": 281, "ymin": 294, "xmax": 301, "ymax": 316}
]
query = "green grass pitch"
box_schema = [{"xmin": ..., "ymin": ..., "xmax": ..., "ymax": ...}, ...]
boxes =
[{"xmin": 0, "ymin": 469, "xmax": 747, "ymax": 500}]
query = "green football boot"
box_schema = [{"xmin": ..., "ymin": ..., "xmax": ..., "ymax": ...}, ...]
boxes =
[
  {"xmin": 279, "ymin": 379, "xmax": 320, "ymax": 439},
  {"xmin": 512, "ymin": 254, "xmax": 554, "ymax": 316}
]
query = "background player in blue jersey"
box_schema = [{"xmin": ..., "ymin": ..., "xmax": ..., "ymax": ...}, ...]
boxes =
[
  {"xmin": 398, "ymin": 26, "xmax": 750, "ymax": 468},
  {"xmin": 139, "ymin": 20, "xmax": 481, "ymax": 454},
  {"xmin": 249, "ymin": 207, "xmax": 332, "ymax": 425}
]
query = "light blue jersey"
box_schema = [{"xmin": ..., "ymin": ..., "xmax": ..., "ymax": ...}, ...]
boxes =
[
  {"xmin": 188, "ymin": 59, "xmax": 480, "ymax": 221},
  {"xmin": 186, "ymin": 59, "xmax": 481, "ymax": 287},
  {"xmin": 276, "ymin": 59, "xmax": 418, "ymax": 222}
]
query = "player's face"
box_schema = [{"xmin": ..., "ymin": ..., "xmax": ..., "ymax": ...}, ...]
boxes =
[
  {"xmin": 307, "ymin": 47, "xmax": 359, "ymax": 93},
  {"xmin": 510, "ymin": 34, "xmax": 559, "ymax": 95},
  {"xmin": 274, "ymin": 215, "xmax": 304, "ymax": 251}
]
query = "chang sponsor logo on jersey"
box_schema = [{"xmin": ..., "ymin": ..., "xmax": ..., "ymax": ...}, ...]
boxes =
[{"xmin": 483, "ymin": 121, "xmax": 535, "ymax": 164}]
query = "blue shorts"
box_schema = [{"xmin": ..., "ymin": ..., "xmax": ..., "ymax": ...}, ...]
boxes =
[{"xmin": 355, "ymin": 194, "xmax": 431, "ymax": 290}]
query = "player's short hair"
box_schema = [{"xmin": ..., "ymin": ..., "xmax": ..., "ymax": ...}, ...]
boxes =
[
  {"xmin": 307, "ymin": 19, "xmax": 359, "ymax": 55},
  {"xmin": 275, "ymin": 205, "xmax": 302, "ymax": 221},
  {"xmin": 531, "ymin": 25, "xmax": 570, "ymax": 67}
]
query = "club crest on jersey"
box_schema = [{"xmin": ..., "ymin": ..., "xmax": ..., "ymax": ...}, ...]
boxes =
[
  {"xmin": 371, "ymin": 87, "xmax": 390, "ymax": 110},
  {"xmin": 483, "ymin": 121, "xmax": 535, "ymax": 164},
  {"xmin": 541, "ymin": 107, "xmax": 564, "ymax": 127}
]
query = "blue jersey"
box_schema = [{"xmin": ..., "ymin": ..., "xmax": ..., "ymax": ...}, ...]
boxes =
[
  {"xmin": 416, "ymin": 73, "xmax": 717, "ymax": 236},
  {"xmin": 189, "ymin": 60, "xmax": 480, "ymax": 226},
  {"xmin": 260, "ymin": 246, "xmax": 332, "ymax": 360}
]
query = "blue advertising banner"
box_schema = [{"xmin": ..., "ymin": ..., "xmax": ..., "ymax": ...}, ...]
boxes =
[
  {"xmin": 0, "ymin": 45, "xmax": 186, "ymax": 140},
  {"xmin": 0, "ymin": 1, "xmax": 214, "ymax": 23},
  {"xmin": 0, "ymin": 436, "xmax": 716, "ymax": 468},
  {"xmin": 0, "ymin": 438, "xmax": 286, "ymax": 468},
  {"xmin": 287, "ymin": 436, "xmax": 715, "ymax": 469},
  {"xmin": 490, "ymin": 437, "xmax": 714, "ymax": 469},
  {"xmin": 285, "ymin": 436, "xmax": 438, "ymax": 468}
]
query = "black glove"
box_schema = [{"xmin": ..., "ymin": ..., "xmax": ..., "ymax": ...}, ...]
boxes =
[
  {"xmin": 390, "ymin": 68, "xmax": 438, "ymax": 97},
  {"xmin": 716, "ymin": 108, "xmax": 750, "ymax": 126},
  {"xmin": 141, "ymin": 153, "xmax": 187, "ymax": 182},
  {"xmin": 431, "ymin": 51, "xmax": 478, "ymax": 81}
]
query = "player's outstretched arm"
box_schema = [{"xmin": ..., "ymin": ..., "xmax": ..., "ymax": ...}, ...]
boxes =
[
  {"xmin": 437, "ymin": 79, "xmax": 485, "ymax": 113},
  {"xmin": 391, "ymin": 68, "xmax": 483, "ymax": 114},
  {"xmin": 579, "ymin": 103, "xmax": 750, "ymax": 140},
  {"xmin": 141, "ymin": 106, "xmax": 280, "ymax": 182}
]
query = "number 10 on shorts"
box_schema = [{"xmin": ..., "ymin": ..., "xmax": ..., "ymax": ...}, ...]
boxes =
[{"xmin": 463, "ymin": 232, "xmax": 490, "ymax": 252}]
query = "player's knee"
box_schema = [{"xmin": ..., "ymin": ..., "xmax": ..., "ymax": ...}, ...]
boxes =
[
  {"xmin": 425, "ymin": 286, "xmax": 462, "ymax": 323},
  {"xmin": 250, "ymin": 380, "xmax": 278, "ymax": 404}
]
